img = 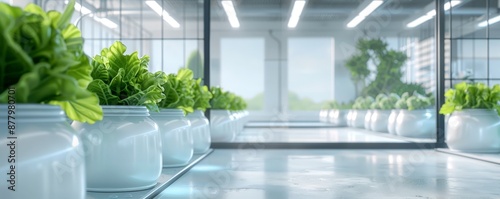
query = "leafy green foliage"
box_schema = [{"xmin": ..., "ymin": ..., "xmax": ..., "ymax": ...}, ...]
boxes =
[
  {"xmin": 192, "ymin": 78, "xmax": 212, "ymax": 111},
  {"xmin": 395, "ymin": 92, "xmax": 433, "ymax": 110},
  {"xmin": 210, "ymin": 87, "xmax": 247, "ymax": 110},
  {"xmin": 345, "ymin": 38, "xmax": 409, "ymax": 97},
  {"xmin": 158, "ymin": 68, "xmax": 196, "ymax": 114},
  {"xmin": 352, "ymin": 96, "xmax": 374, "ymax": 110},
  {"xmin": 370, "ymin": 93, "xmax": 400, "ymax": 110},
  {"xmin": 323, "ymin": 100, "xmax": 353, "ymax": 110},
  {"xmin": 0, "ymin": 0, "xmax": 102, "ymax": 124},
  {"xmin": 88, "ymin": 41, "xmax": 166, "ymax": 112},
  {"xmin": 439, "ymin": 82, "xmax": 500, "ymax": 115},
  {"xmin": 390, "ymin": 82, "xmax": 427, "ymax": 96}
]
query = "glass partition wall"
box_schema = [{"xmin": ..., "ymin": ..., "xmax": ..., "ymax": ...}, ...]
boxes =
[{"xmin": 210, "ymin": 0, "xmax": 444, "ymax": 145}]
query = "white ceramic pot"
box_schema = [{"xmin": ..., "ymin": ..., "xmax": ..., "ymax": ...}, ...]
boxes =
[
  {"xmin": 364, "ymin": 110, "xmax": 373, "ymax": 130},
  {"xmin": 319, "ymin": 109, "xmax": 330, "ymax": 123},
  {"xmin": 352, "ymin": 110, "xmax": 367, "ymax": 128},
  {"xmin": 395, "ymin": 109, "xmax": 436, "ymax": 138},
  {"xmin": 187, "ymin": 110, "xmax": 211, "ymax": 154},
  {"xmin": 150, "ymin": 109, "xmax": 193, "ymax": 167},
  {"xmin": 0, "ymin": 104, "xmax": 85, "ymax": 199},
  {"xmin": 210, "ymin": 110, "xmax": 236, "ymax": 142},
  {"xmin": 72, "ymin": 105, "xmax": 161, "ymax": 192},
  {"xmin": 370, "ymin": 110, "xmax": 391, "ymax": 133},
  {"xmin": 346, "ymin": 109, "xmax": 354, "ymax": 127},
  {"xmin": 446, "ymin": 109, "xmax": 500, "ymax": 153},
  {"xmin": 232, "ymin": 110, "xmax": 245, "ymax": 133},
  {"xmin": 329, "ymin": 109, "xmax": 348, "ymax": 126},
  {"xmin": 387, "ymin": 110, "xmax": 400, "ymax": 135}
]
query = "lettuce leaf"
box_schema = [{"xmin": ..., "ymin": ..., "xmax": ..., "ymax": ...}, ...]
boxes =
[
  {"xmin": 210, "ymin": 87, "xmax": 247, "ymax": 110},
  {"xmin": 89, "ymin": 41, "xmax": 166, "ymax": 111},
  {"xmin": 0, "ymin": 1, "xmax": 102, "ymax": 124},
  {"xmin": 158, "ymin": 68, "xmax": 195, "ymax": 114},
  {"xmin": 440, "ymin": 82, "xmax": 500, "ymax": 115}
]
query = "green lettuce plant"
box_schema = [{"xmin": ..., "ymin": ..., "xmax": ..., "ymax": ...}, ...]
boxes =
[
  {"xmin": 370, "ymin": 93, "xmax": 400, "ymax": 110},
  {"xmin": 439, "ymin": 82, "xmax": 500, "ymax": 116},
  {"xmin": 158, "ymin": 68, "xmax": 195, "ymax": 114},
  {"xmin": 210, "ymin": 87, "xmax": 247, "ymax": 110},
  {"xmin": 395, "ymin": 92, "xmax": 433, "ymax": 110},
  {"xmin": 192, "ymin": 78, "xmax": 212, "ymax": 111},
  {"xmin": 88, "ymin": 41, "xmax": 166, "ymax": 111},
  {"xmin": 0, "ymin": 0, "xmax": 102, "ymax": 124},
  {"xmin": 352, "ymin": 96, "xmax": 374, "ymax": 110}
]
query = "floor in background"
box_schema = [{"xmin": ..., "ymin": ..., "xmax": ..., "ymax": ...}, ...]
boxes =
[
  {"xmin": 232, "ymin": 127, "xmax": 434, "ymax": 143},
  {"xmin": 155, "ymin": 149, "xmax": 500, "ymax": 199}
]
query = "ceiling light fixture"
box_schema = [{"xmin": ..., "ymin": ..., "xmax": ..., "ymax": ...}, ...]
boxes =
[
  {"xmin": 288, "ymin": 0, "xmax": 306, "ymax": 28},
  {"xmin": 406, "ymin": 1, "xmax": 461, "ymax": 28},
  {"xmin": 478, "ymin": 15, "xmax": 500, "ymax": 27},
  {"xmin": 347, "ymin": 0, "xmax": 384, "ymax": 28},
  {"xmin": 65, "ymin": 1, "xmax": 118, "ymax": 29},
  {"xmin": 145, "ymin": 0, "xmax": 180, "ymax": 28},
  {"xmin": 221, "ymin": 0, "xmax": 240, "ymax": 28}
]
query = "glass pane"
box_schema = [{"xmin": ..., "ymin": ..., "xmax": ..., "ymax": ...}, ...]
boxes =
[
  {"xmin": 288, "ymin": 38, "xmax": 334, "ymax": 111},
  {"xmin": 489, "ymin": 40, "xmax": 500, "ymax": 80},
  {"xmin": 219, "ymin": 38, "xmax": 265, "ymax": 111}
]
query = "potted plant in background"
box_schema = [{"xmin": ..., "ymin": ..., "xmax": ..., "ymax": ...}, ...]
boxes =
[
  {"xmin": 439, "ymin": 82, "xmax": 500, "ymax": 152},
  {"xmin": 0, "ymin": 1, "xmax": 102, "ymax": 198},
  {"xmin": 365, "ymin": 94, "xmax": 388, "ymax": 130},
  {"xmin": 370, "ymin": 94, "xmax": 399, "ymax": 132},
  {"xmin": 387, "ymin": 93, "xmax": 406, "ymax": 135},
  {"xmin": 188, "ymin": 78, "xmax": 212, "ymax": 154},
  {"xmin": 72, "ymin": 41, "xmax": 165, "ymax": 191},
  {"xmin": 328, "ymin": 101, "xmax": 352, "ymax": 126},
  {"xmin": 210, "ymin": 87, "xmax": 235, "ymax": 141},
  {"xmin": 209, "ymin": 87, "xmax": 247, "ymax": 141},
  {"xmin": 395, "ymin": 92, "xmax": 435, "ymax": 138},
  {"xmin": 228, "ymin": 93, "xmax": 248, "ymax": 133},
  {"xmin": 153, "ymin": 68, "xmax": 196, "ymax": 167},
  {"xmin": 349, "ymin": 96, "xmax": 374, "ymax": 128},
  {"xmin": 388, "ymin": 83, "xmax": 427, "ymax": 135}
]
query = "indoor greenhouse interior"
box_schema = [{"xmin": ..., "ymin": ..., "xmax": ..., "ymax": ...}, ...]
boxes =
[{"xmin": 2, "ymin": 0, "xmax": 500, "ymax": 198}]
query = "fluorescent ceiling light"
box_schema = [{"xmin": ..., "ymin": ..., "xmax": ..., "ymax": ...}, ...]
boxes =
[
  {"xmin": 221, "ymin": 0, "xmax": 240, "ymax": 28},
  {"xmin": 407, "ymin": 14, "xmax": 433, "ymax": 28},
  {"xmin": 358, "ymin": 0, "xmax": 384, "ymax": 17},
  {"xmin": 145, "ymin": 0, "xmax": 180, "ymax": 28},
  {"xmin": 74, "ymin": 2, "xmax": 92, "ymax": 15},
  {"xmin": 94, "ymin": 17, "xmax": 118, "ymax": 29},
  {"xmin": 288, "ymin": 0, "xmax": 306, "ymax": 28},
  {"xmin": 346, "ymin": 0, "xmax": 383, "ymax": 28},
  {"xmin": 347, "ymin": 15, "xmax": 366, "ymax": 28},
  {"xmin": 478, "ymin": 15, "xmax": 500, "ymax": 27},
  {"xmin": 65, "ymin": 1, "xmax": 118, "ymax": 29},
  {"xmin": 444, "ymin": 1, "xmax": 461, "ymax": 10},
  {"xmin": 406, "ymin": 1, "xmax": 461, "ymax": 28}
]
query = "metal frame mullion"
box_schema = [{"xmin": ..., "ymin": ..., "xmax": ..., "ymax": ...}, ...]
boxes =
[{"xmin": 436, "ymin": 0, "xmax": 446, "ymax": 147}]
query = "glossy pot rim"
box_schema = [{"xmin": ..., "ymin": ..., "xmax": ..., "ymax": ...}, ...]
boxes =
[
  {"xmin": 0, "ymin": 104, "xmax": 66, "ymax": 122},
  {"xmin": 101, "ymin": 105, "xmax": 149, "ymax": 116},
  {"xmin": 451, "ymin": 109, "xmax": 498, "ymax": 115},
  {"xmin": 399, "ymin": 109, "xmax": 435, "ymax": 113}
]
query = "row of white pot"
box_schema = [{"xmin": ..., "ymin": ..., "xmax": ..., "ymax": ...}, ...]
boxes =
[
  {"xmin": 330, "ymin": 109, "xmax": 436, "ymax": 138},
  {"xmin": 210, "ymin": 110, "xmax": 249, "ymax": 142},
  {"xmin": 351, "ymin": 109, "xmax": 436, "ymax": 138},
  {"xmin": 342, "ymin": 108, "xmax": 500, "ymax": 152},
  {"xmin": 0, "ymin": 105, "xmax": 214, "ymax": 199}
]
